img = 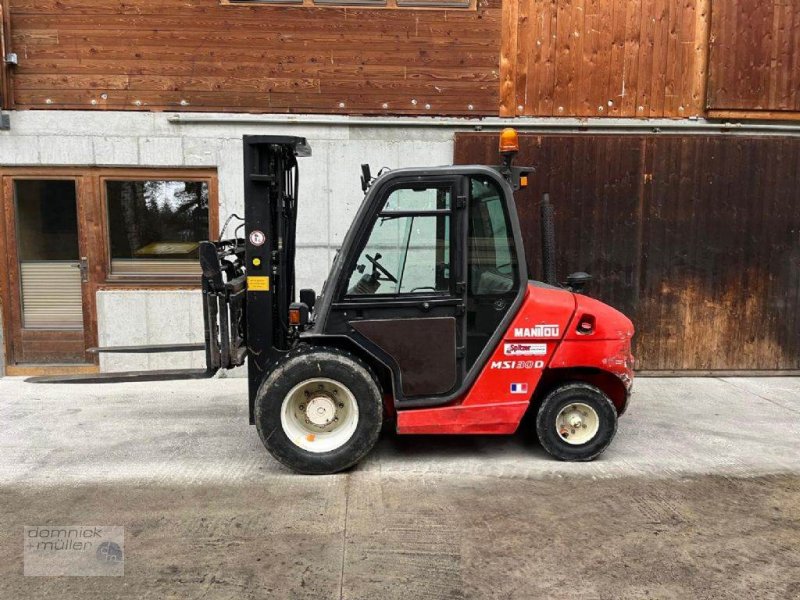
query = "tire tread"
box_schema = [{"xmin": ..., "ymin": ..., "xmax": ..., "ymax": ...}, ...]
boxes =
[
  {"xmin": 535, "ymin": 382, "xmax": 618, "ymax": 462},
  {"xmin": 254, "ymin": 345, "xmax": 383, "ymax": 474}
]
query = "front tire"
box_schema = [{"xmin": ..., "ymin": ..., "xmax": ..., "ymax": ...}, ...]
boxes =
[
  {"xmin": 535, "ymin": 383, "xmax": 618, "ymax": 461},
  {"xmin": 255, "ymin": 347, "xmax": 383, "ymax": 474}
]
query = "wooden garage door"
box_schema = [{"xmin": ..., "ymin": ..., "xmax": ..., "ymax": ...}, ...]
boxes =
[{"xmin": 455, "ymin": 133, "xmax": 800, "ymax": 372}]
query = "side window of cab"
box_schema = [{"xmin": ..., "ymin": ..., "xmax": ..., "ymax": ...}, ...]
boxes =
[
  {"xmin": 468, "ymin": 177, "xmax": 518, "ymax": 295},
  {"xmin": 465, "ymin": 176, "xmax": 520, "ymax": 367},
  {"xmin": 345, "ymin": 184, "xmax": 453, "ymax": 297}
]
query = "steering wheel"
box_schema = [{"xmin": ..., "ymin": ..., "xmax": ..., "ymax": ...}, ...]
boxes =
[{"xmin": 364, "ymin": 253, "xmax": 398, "ymax": 283}]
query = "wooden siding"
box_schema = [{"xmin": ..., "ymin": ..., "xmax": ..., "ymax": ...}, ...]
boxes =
[
  {"xmin": 707, "ymin": 0, "xmax": 800, "ymax": 112},
  {"xmin": 5, "ymin": 0, "xmax": 501, "ymax": 114},
  {"xmin": 455, "ymin": 132, "xmax": 800, "ymax": 371},
  {"xmin": 500, "ymin": 0, "xmax": 710, "ymax": 118},
  {"xmin": 3, "ymin": 0, "xmax": 800, "ymax": 119}
]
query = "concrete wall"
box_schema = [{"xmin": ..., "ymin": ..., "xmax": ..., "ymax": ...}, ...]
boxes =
[
  {"xmin": 0, "ymin": 111, "xmax": 456, "ymax": 371},
  {"xmin": 0, "ymin": 300, "xmax": 4, "ymax": 376},
  {"xmin": 95, "ymin": 291, "xmax": 206, "ymax": 372}
]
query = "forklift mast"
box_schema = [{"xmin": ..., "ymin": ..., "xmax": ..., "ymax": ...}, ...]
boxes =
[
  {"xmin": 240, "ymin": 136, "xmax": 309, "ymax": 401},
  {"xmin": 198, "ymin": 136, "xmax": 312, "ymax": 404}
]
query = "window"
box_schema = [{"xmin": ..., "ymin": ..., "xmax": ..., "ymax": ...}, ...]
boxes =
[
  {"xmin": 224, "ymin": 0, "xmax": 472, "ymax": 9},
  {"xmin": 346, "ymin": 185, "xmax": 452, "ymax": 296},
  {"xmin": 465, "ymin": 176, "xmax": 519, "ymax": 368},
  {"xmin": 395, "ymin": 0, "xmax": 469, "ymax": 5},
  {"xmin": 105, "ymin": 180, "xmax": 210, "ymax": 278},
  {"xmin": 14, "ymin": 180, "xmax": 82, "ymax": 329},
  {"xmin": 468, "ymin": 177, "xmax": 517, "ymax": 295}
]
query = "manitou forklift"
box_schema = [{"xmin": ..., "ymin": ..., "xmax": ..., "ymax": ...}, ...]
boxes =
[{"xmin": 34, "ymin": 130, "xmax": 635, "ymax": 474}]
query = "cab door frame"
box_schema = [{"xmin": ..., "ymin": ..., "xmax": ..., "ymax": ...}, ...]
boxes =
[{"xmin": 327, "ymin": 173, "xmax": 469, "ymax": 403}]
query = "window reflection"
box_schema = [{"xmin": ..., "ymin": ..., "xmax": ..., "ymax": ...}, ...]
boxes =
[{"xmin": 106, "ymin": 180, "xmax": 209, "ymax": 276}]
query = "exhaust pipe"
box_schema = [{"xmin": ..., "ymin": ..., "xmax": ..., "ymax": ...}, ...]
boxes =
[{"xmin": 540, "ymin": 193, "xmax": 558, "ymax": 286}]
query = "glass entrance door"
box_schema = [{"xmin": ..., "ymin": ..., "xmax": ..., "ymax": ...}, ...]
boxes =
[{"xmin": 4, "ymin": 178, "xmax": 90, "ymax": 364}]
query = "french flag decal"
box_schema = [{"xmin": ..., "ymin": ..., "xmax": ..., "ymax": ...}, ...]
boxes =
[{"xmin": 510, "ymin": 383, "xmax": 528, "ymax": 394}]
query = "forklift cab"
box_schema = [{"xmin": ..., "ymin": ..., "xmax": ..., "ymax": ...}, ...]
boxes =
[{"xmin": 308, "ymin": 166, "xmax": 527, "ymax": 409}]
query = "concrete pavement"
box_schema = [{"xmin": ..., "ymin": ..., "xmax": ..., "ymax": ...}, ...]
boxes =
[
  {"xmin": 1, "ymin": 376, "xmax": 799, "ymax": 485},
  {"xmin": 0, "ymin": 376, "xmax": 799, "ymax": 599}
]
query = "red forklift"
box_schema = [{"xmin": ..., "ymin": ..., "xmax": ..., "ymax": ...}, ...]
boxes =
[{"xmin": 33, "ymin": 130, "xmax": 634, "ymax": 474}]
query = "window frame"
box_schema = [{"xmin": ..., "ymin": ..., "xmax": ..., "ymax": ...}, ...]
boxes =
[
  {"xmin": 99, "ymin": 171, "xmax": 218, "ymax": 286},
  {"xmin": 342, "ymin": 179, "xmax": 457, "ymax": 301},
  {"xmin": 222, "ymin": 0, "xmax": 474, "ymax": 9}
]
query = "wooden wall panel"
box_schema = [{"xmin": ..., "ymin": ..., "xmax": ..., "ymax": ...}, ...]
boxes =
[
  {"xmin": 0, "ymin": 1, "xmax": 12, "ymax": 109},
  {"xmin": 455, "ymin": 132, "xmax": 800, "ymax": 371},
  {"xmin": 501, "ymin": 0, "xmax": 710, "ymax": 118},
  {"xmin": 6, "ymin": 0, "xmax": 501, "ymax": 114},
  {"xmin": 6, "ymin": 0, "xmax": 799, "ymax": 119},
  {"xmin": 708, "ymin": 0, "xmax": 800, "ymax": 112}
]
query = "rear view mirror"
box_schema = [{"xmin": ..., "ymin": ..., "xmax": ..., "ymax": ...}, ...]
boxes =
[
  {"xmin": 299, "ymin": 288, "xmax": 316, "ymax": 310},
  {"xmin": 565, "ymin": 271, "xmax": 592, "ymax": 294},
  {"xmin": 360, "ymin": 164, "xmax": 372, "ymax": 192}
]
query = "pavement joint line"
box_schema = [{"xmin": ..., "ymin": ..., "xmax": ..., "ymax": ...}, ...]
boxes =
[
  {"xmin": 717, "ymin": 377, "xmax": 800, "ymax": 415},
  {"xmin": 338, "ymin": 475, "xmax": 350, "ymax": 600}
]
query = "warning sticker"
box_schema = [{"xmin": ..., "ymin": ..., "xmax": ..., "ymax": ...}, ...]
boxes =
[
  {"xmin": 247, "ymin": 276, "xmax": 270, "ymax": 291},
  {"xmin": 249, "ymin": 230, "xmax": 266, "ymax": 247}
]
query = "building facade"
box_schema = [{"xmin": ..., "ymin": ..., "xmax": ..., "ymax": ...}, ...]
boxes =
[{"xmin": 0, "ymin": 0, "xmax": 798, "ymax": 375}]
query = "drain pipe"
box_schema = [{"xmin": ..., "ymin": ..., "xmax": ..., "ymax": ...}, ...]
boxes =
[{"xmin": 167, "ymin": 113, "xmax": 800, "ymax": 136}]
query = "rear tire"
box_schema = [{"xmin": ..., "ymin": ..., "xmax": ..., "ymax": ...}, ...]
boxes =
[
  {"xmin": 535, "ymin": 383, "xmax": 618, "ymax": 461},
  {"xmin": 254, "ymin": 347, "xmax": 383, "ymax": 475}
]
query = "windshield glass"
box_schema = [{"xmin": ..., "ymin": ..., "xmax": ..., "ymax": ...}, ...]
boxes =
[{"xmin": 346, "ymin": 185, "xmax": 452, "ymax": 296}]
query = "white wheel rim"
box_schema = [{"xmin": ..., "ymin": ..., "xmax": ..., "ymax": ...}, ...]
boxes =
[
  {"xmin": 280, "ymin": 378, "xmax": 359, "ymax": 453},
  {"xmin": 555, "ymin": 402, "xmax": 600, "ymax": 445}
]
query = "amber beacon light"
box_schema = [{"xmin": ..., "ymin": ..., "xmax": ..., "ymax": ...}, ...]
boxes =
[{"xmin": 499, "ymin": 128, "xmax": 520, "ymax": 154}]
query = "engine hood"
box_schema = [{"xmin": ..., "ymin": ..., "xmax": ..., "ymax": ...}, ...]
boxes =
[{"xmin": 565, "ymin": 293, "xmax": 635, "ymax": 342}]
